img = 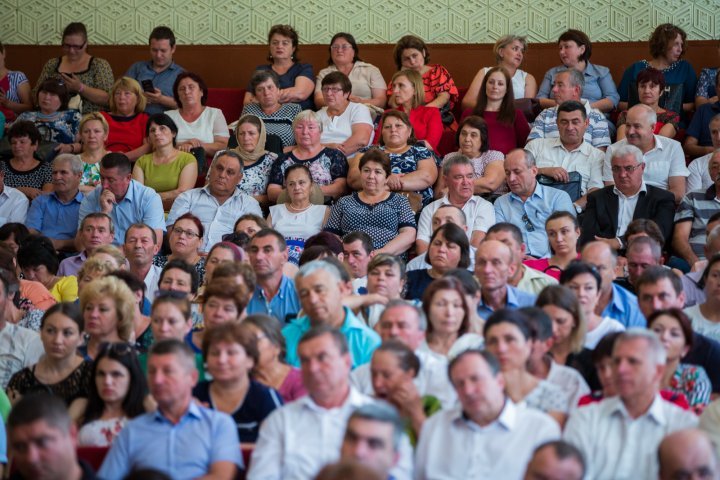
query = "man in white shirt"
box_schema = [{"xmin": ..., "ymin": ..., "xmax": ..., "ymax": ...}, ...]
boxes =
[
  {"xmin": 342, "ymin": 232, "xmax": 373, "ymax": 294},
  {"xmin": 416, "ymin": 154, "xmax": 494, "ymax": 253},
  {"xmin": 415, "ymin": 349, "xmax": 560, "ymax": 480},
  {"xmin": 248, "ymin": 326, "xmax": 412, "ymax": 480},
  {"xmin": 522, "ymin": 440, "xmax": 585, "ymax": 480},
  {"xmin": 167, "ymin": 150, "xmax": 262, "ymax": 252},
  {"xmin": 686, "ymin": 115, "xmax": 720, "ymax": 192},
  {"xmin": 0, "ymin": 167, "xmax": 28, "ymax": 225},
  {"xmin": 658, "ymin": 429, "xmax": 719, "ymax": 480},
  {"xmin": 340, "ymin": 403, "xmax": 402, "ymax": 479},
  {"xmin": 526, "ymin": 100, "xmax": 604, "ymax": 211},
  {"xmin": 603, "ymin": 103, "xmax": 689, "ymax": 203},
  {"xmin": 406, "ymin": 205, "xmax": 476, "ymax": 272},
  {"xmin": 123, "ymin": 223, "xmax": 162, "ymax": 300},
  {"xmin": 564, "ymin": 330, "xmax": 698, "ymax": 479},
  {"xmin": 350, "ymin": 299, "xmax": 456, "ymax": 408}
]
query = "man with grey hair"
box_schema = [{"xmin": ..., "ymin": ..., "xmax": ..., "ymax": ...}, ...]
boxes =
[
  {"xmin": 415, "ymin": 154, "xmax": 494, "ymax": 254},
  {"xmin": 614, "ymin": 236, "xmax": 663, "ymax": 294},
  {"xmin": 564, "ymin": 329, "xmax": 698, "ymax": 479},
  {"xmin": 658, "ymin": 428, "xmax": 720, "ymax": 480},
  {"xmin": 603, "ymin": 103, "xmax": 688, "ymax": 203},
  {"xmin": 340, "ymin": 403, "xmax": 403, "ymax": 478},
  {"xmin": 282, "ymin": 259, "xmax": 380, "ymax": 367},
  {"xmin": 528, "ymin": 68, "xmax": 611, "ymax": 149},
  {"xmin": 581, "ymin": 143, "xmax": 676, "ymax": 249},
  {"xmin": 674, "ymin": 151, "xmax": 720, "ymax": 268},
  {"xmin": 350, "ymin": 299, "xmax": 456, "ymax": 407},
  {"xmin": 26, "ymin": 153, "xmax": 84, "ymax": 251},
  {"xmin": 494, "ymin": 149, "xmax": 575, "ymax": 258},
  {"xmin": 687, "ymin": 115, "xmax": 720, "ymax": 191}
]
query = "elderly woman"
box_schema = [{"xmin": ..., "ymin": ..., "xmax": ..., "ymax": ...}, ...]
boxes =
[
  {"xmin": 77, "ymin": 112, "xmax": 108, "ymax": 192},
  {"xmin": 33, "ymin": 22, "xmax": 113, "ymax": 114},
  {"xmin": 166, "ymin": 72, "xmax": 229, "ymax": 157},
  {"xmin": 436, "ymin": 116, "xmax": 506, "ymax": 198},
  {"xmin": 351, "ymin": 110, "xmax": 437, "ymax": 206},
  {"xmin": 525, "ymin": 211, "xmax": 581, "ymax": 281},
  {"xmin": 17, "ymin": 235, "xmax": 78, "ymax": 302},
  {"xmin": 537, "ymin": 29, "xmax": 619, "ymax": 112},
  {"xmin": 314, "ymin": 33, "xmax": 387, "ymax": 109},
  {"xmin": 267, "ymin": 110, "xmax": 348, "ymax": 203},
  {"xmin": 462, "ymin": 35, "xmax": 537, "ymax": 110},
  {"xmin": 154, "ymin": 213, "xmax": 206, "ymax": 284},
  {"xmin": 16, "ymin": 78, "xmax": 80, "ymax": 154},
  {"xmin": 2, "ymin": 121, "xmax": 53, "ymax": 199},
  {"xmin": 243, "ymin": 24, "xmax": 315, "ymax": 111},
  {"xmin": 100, "ymin": 77, "xmax": 150, "ymax": 161},
  {"xmin": 79, "ymin": 275, "xmax": 136, "ymax": 360},
  {"xmin": 388, "ymin": 35, "xmax": 458, "ymax": 125},
  {"xmin": 405, "ymin": 223, "xmax": 469, "ymax": 301},
  {"xmin": 268, "ymin": 164, "xmax": 329, "ymax": 265},
  {"xmin": 381, "ymin": 70, "xmax": 443, "ymax": 151},
  {"xmin": 0, "ymin": 42, "xmax": 33, "ymax": 121},
  {"xmin": 132, "ymin": 113, "xmax": 198, "ymax": 210},
  {"xmin": 325, "ymin": 149, "xmax": 416, "ymax": 255},
  {"xmin": 616, "ymin": 68, "xmax": 679, "ymax": 140},
  {"xmin": 316, "ymin": 71, "xmax": 373, "ymax": 157},
  {"xmin": 618, "ymin": 23, "xmax": 696, "ymax": 117},
  {"xmin": 241, "ymin": 70, "xmax": 302, "ymax": 148},
  {"xmin": 470, "ymin": 66, "xmax": 530, "ymax": 154},
  {"xmin": 234, "ymin": 115, "xmax": 279, "ymax": 206}
]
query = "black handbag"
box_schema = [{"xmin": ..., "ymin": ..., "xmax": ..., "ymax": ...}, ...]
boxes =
[{"xmin": 536, "ymin": 171, "xmax": 582, "ymax": 202}]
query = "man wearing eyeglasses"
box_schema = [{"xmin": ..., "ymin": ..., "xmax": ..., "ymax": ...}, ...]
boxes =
[
  {"xmin": 167, "ymin": 150, "xmax": 262, "ymax": 252},
  {"xmin": 581, "ymin": 144, "xmax": 676, "ymax": 249}
]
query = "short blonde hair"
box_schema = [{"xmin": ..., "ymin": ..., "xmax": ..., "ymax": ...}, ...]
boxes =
[
  {"xmin": 90, "ymin": 245, "xmax": 127, "ymax": 270},
  {"xmin": 109, "ymin": 77, "xmax": 147, "ymax": 114},
  {"xmin": 391, "ymin": 70, "xmax": 425, "ymax": 109},
  {"xmin": 292, "ymin": 110, "xmax": 323, "ymax": 132},
  {"xmin": 76, "ymin": 257, "xmax": 116, "ymax": 281},
  {"xmin": 79, "ymin": 276, "xmax": 136, "ymax": 342},
  {"xmin": 494, "ymin": 35, "xmax": 528, "ymax": 63},
  {"xmin": 79, "ymin": 112, "xmax": 109, "ymax": 134}
]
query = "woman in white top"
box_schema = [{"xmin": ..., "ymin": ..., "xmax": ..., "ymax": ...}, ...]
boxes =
[
  {"xmin": 314, "ymin": 32, "xmax": 387, "ymax": 109},
  {"xmin": 166, "ymin": 72, "xmax": 229, "ymax": 157},
  {"xmin": 268, "ymin": 164, "xmax": 329, "ymax": 265},
  {"xmin": 316, "ymin": 71, "xmax": 374, "ymax": 158},
  {"xmin": 560, "ymin": 260, "xmax": 624, "ymax": 349},
  {"xmin": 684, "ymin": 254, "xmax": 720, "ymax": 343},
  {"xmin": 78, "ymin": 342, "xmax": 148, "ymax": 446},
  {"xmin": 461, "ymin": 35, "xmax": 537, "ymax": 110}
]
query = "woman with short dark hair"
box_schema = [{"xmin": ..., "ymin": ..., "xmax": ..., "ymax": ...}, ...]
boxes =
[
  {"xmin": 241, "ymin": 70, "xmax": 302, "ymax": 147},
  {"xmin": 1, "ymin": 121, "xmax": 53, "ymax": 199}
]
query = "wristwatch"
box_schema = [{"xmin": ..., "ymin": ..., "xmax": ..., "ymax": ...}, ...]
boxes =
[{"xmin": 573, "ymin": 203, "xmax": 583, "ymax": 214}]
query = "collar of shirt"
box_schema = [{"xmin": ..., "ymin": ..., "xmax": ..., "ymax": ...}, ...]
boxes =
[
  {"xmin": 613, "ymin": 181, "xmax": 647, "ymax": 200},
  {"xmin": 153, "ymin": 400, "xmax": 202, "ymax": 425},
  {"xmin": 452, "ymin": 398, "xmax": 517, "ymax": 431},
  {"xmin": 549, "ymin": 136, "xmax": 589, "ymax": 154},
  {"xmin": 116, "ymin": 180, "xmax": 141, "ymax": 205},
  {"xmin": 200, "ymin": 185, "xmax": 243, "ymax": 203},
  {"xmin": 258, "ymin": 275, "xmax": 292, "ymax": 300},
  {"xmin": 298, "ymin": 386, "xmax": 367, "ymax": 413},
  {"xmin": 479, "ymin": 285, "xmax": 521, "ymax": 309},
  {"xmin": 50, "ymin": 190, "xmax": 84, "ymax": 205},
  {"xmin": 607, "ymin": 394, "xmax": 667, "ymax": 425},
  {"xmin": 440, "ymin": 193, "xmax": 483, "ymax": 208},
  {"xmin": 583, "ymin": 62, "xmax": 602, "ymax": 79},
  {"xmin": 509, "ymin": 181, "xmax": 545, "ymax": 204},
  {"xmin": 144, "ymin": 60, "xmax": 180, "ymax": 73}
]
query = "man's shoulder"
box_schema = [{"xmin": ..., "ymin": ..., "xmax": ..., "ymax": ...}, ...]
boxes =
[
  {"xmin": 0, "ymin": 323, "xmax": 39, "ymax": 342},
  {"xmin": 645, "ymin": 185, "xmax": 676, "ymax": 202}
]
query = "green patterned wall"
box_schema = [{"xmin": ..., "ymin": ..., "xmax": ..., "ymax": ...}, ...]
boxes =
[{"xmin": 2, "ymin": 0, "xmax": 718, "ymax": 45}]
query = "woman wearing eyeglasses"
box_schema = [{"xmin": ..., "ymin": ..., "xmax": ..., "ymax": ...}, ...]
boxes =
[
  {"xmin": 33, "ymin": 22, "xmax": 113, "ymax": 115},
  {"xmin": 132, "ymin": 113, "xmax": 198, "ymax": 211},
  {"xmin": 154, "ymin": 213, "xmax": 206, "ymax": 285},
  {"xmin": 7, "ymin": 303, "xmax": 92, "ymax": 423}
]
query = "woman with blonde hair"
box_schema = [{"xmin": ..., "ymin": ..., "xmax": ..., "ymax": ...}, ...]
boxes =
[
  {"xmin": 77, "ymin": 112, "xmax": 109, "ymax": 192},
  {"xmin": 100, "ymin": 77, "xmax": 150, "ymax": 160}
]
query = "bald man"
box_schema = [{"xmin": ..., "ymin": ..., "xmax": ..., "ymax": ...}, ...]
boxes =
[{"xmin": 658, "ymin": 429, "xmax": 719, "ymax": 480}]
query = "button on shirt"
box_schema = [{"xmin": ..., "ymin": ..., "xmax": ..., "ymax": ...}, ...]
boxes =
[
  {"xmin": 247, "ymin": 275, "xmax": 301, "ymax": 323},
  {"xmin": 125, "ymin": 61, "xmax": 185, "ymax": 115},
  {"xmin": 614, "ymin": 181, "xmax": 647, "ymax": 237},
  {"xmin": 0, "ymin": 186, "xmax": 28, "ymax": 224},
  {"xmin": 494, "ymin": 183, "xmax": 575, "ymax": 258},
  {"xmin": 477, "ymin": 285, "xmax": 537, "ymax": 320},
  {"xmin": 98, "ymin": 402, "xmax": 243, "ymax": 479},
  {"xmin": 167, "ymin": 186, "xmax": 263, "ymax": 252},
  {"xmin": 415, "ymin": 400, "xmax": 560, "ymax": 480},
  {"xmin": 26, "ymin": 191, "xmax": 84, "ymax": 239},
  {"xmin": 564, "ymin": 395, "xmax": 697, "ymax": 480},
  {"xmin": 603, "ymin": 136, "xmax": 689, "ymax": 189},
  {"xmin": 416, "ymin": 195, "xmax": 495, "ymax": 245},
  {"xmin": 525, "ymin": 137, "xmax": 605, "ymax": 195},
  {"xmin": 79, "ymin": 181, "xmax": 165, "ymax": 246}
]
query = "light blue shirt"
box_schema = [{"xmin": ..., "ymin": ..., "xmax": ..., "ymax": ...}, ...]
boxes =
[
  {"xmin": 125, "ymin": 60, "xmax": 185, "ymax": 115},
  {"xmin": 247, "ymin": 275, "xmax": 301, "ymax": 323},
  {"xmin": 282, "ymin": 307, "xmax": 381, "ymax": 368},
  {"xmin": 26, "ymin": 190, "xmax": 84, "ymax": 240},
  {"xmin": 78, "ymin": 180, "xmax": 165, "ymax": 246},
  {"xmin": 166, "ymin": 186, "xmax": 263, "ymax": 252},
  {"xmin": 602, "ymin": 283, "xmax": 646, "ymax": 328},
  {"xmin": 477, "ymin": 285, "xmax": 537, "ymax": 319},
  {"xmin": 494, "ymin": 183, "xmax": 575, "ymax": 258},
  {"xmin": 98, "ymin": 402, "xmax": 243, "ymax": 479}
]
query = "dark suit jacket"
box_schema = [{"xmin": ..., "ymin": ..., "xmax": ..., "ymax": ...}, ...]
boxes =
[{"xmin": 579, "ymin": 185, "xmax": 676, "ymax": 247}]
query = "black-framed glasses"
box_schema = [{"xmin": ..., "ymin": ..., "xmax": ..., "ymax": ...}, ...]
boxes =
[
  {"xmin": 172, "ymin": 226, "xmax": 201, "ymax": 239},
  {"xmin": 610, "ymin": 164, "xmax": 643, "ymax": 174},
  {"xmin": 522, "ymin": 213, "xmax": 535, "ymax": 232},
  {"xmin": 62, "ymin": 42, "xmax": 87, "ymax": 50}
]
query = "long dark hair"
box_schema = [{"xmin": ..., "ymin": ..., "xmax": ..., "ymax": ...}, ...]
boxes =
[
  {"xmin": 82, "ymin": 343, "xmax": 148, "ymax": 424},
  {"xmin": 473, "ymin": 66, "xmax": 516, "ymax": 125}
]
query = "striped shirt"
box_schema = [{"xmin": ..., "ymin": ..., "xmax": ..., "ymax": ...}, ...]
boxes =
[
  {"xmin": 528, "ymin": 99, "xmax": 611, "ymax": 148},
  {"xmin": 674, "ymin": 185, "xmax": 720, "ymax": 257}
]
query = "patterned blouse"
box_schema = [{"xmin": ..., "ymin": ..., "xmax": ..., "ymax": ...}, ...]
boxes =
[
  {"xmin": 7, "ymin": 360, "xmax": 93, "ymax": 405},
  {"xmin": 669, "ymin": 363, "xmax": 712, "ymax": 414},
  {"xmin": 387, "ymin": 64, "xmax": 459, "ymax": 109},
  {"xmin": 241, "ymin": 103, "xmax": 302, "ymax": 147},
  {"xmin": 153, "ymin": 255, "xmax": 207, "ymax": 287},
  {"xmin": 443, "ymin": 150, "xmax": 508, "ymax": 195},
  {"xmin": 80, "ymin": 160, "xmax": 101, "ymax": 189},
  {"xmin": 238, "ymin": 152, "xmax": 278, "ymax": 197},
  {"xmin": 33, "ymin": 57, "xmax": 114, "ymax": 114},
  {"xmin": 1, "ymin": 160, "xmax": 52, "ymax": 190},
  {"xmin": 16, "ymin": 109, "xmax": 81, "ymax": 144},
  {"xmin": 269, "ymin": 148, "xmax": 348, "ymax": 188},
  {"xmin": 78, "ymin": 417, "xmax": 128, "ymax": 447},
  {"xmin": 360, "ymin": 144, "xmax": 436, "ymax": 206}
]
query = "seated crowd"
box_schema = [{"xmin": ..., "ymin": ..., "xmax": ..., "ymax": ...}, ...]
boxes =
[{"xmin": 4, "ymin": 18, "xmax": 720, "ymax": 480}]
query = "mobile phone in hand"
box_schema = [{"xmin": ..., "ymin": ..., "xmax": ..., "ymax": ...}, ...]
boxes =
[{"xmin": 141, "ymin": 80, "xmax": 154, "ymax": 93}]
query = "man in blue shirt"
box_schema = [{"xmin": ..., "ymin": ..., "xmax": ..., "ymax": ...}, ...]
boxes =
[
  {"xmin": 99, "ymin": 339, "xmax": 242, "ymax": 479},
  {"xmin": 494, "ymin": 149, "xmax": 575, "ymax": 258},
  {"xmin": 78, "ymin": 153, "xmax": 165, "ymax": 247},
  {"xmin": 283, "ymin": 259, "xmax": 381, "ymax": 367},
  {"xmin": 475, "ymin": 240, "xmax": 537, "ymax": 319},
  {"xmin": 247, "ymin": 228, "xmax": 300, "ymax": 323},
  {"xmin": 27, "ymin": 154, "xmax": 84, "ymax": 252},
  {"xmin": 685, "ymin": 74, "xmax": 720, "ymax": 158},
  {"xmin": 125, "ymin": 26, "xmax": 184, "ymax": 115}
]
